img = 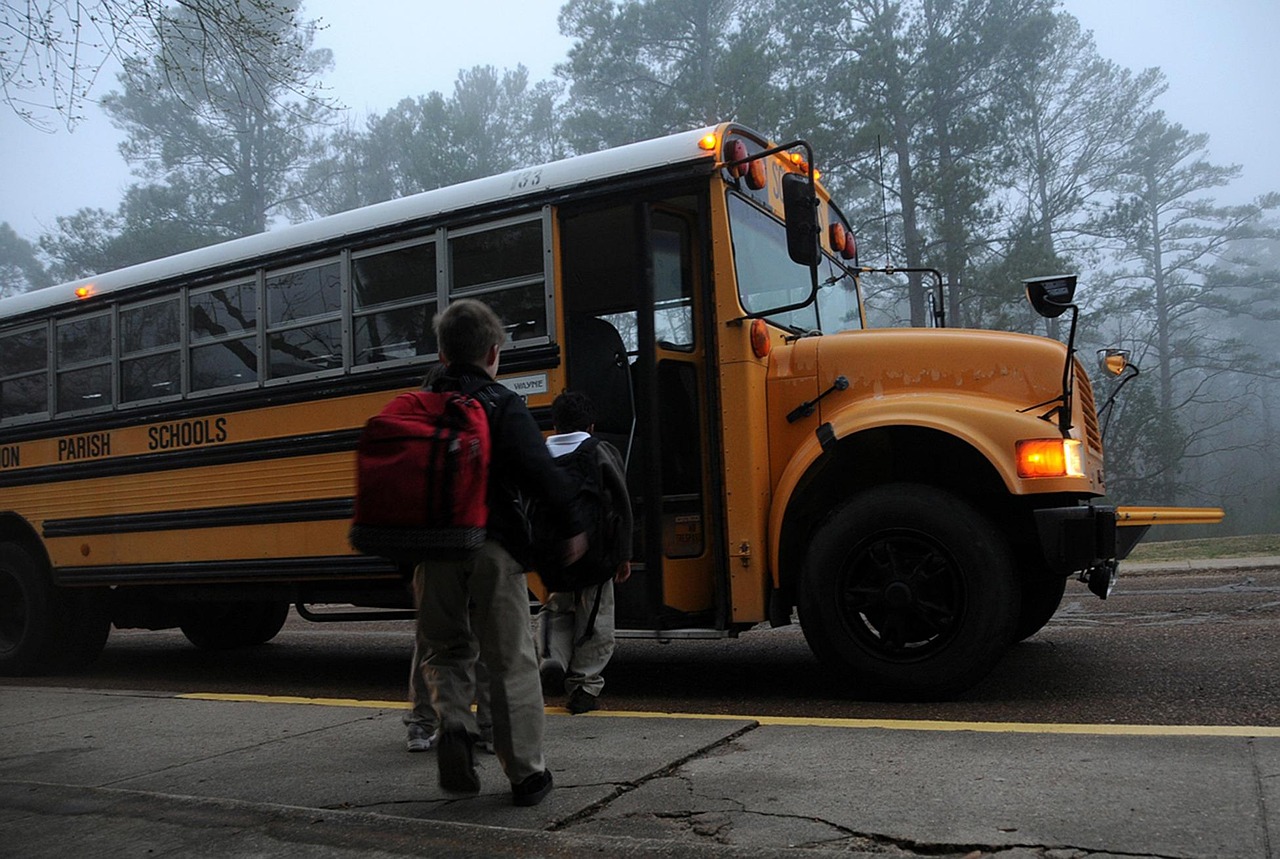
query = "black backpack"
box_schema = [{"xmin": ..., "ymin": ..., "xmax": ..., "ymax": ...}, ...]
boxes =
[{"xmin": 527, "ymin": 436, "xmax": 627, "ymax": 594}]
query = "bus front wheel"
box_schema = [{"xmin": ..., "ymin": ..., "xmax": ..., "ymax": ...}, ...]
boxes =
[
  {"xmin": 797, "ymin": 484, "xmax": 1020, "ymax": 701},
  {"xmin": 1015, "ymin": 570, "xmax": 1068, "ymax": 642},
  {"xmin": 179, "ymin": 600, "xmax": 291, "ymax": 650},
  {"xmin": 0, "ymin": 541, "xmax": 110, "ymax": 675}
]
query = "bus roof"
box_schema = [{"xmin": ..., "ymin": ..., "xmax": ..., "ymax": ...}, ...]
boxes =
[{"xmin": 0, "ymin": 124, "xmax": 729, "ymax": 322}]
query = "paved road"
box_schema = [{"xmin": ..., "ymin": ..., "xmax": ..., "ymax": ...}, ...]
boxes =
[{"xmin": 5, "ymin": 562, "xmax": 1278, "ymax": 728}]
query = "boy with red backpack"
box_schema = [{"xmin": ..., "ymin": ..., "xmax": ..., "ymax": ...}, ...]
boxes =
[{"xmin": 406, "ymin": 299, "xmax": 584, "ymax": 806}]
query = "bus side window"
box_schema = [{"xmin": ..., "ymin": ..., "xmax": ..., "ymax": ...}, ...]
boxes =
[
  {"xmin": 190, "ymin": 281, "xmax": 259, "ymax": 392},
  {"xmin": 121, "ymin": 298, "xmax": 180, "ymax": 403},
  {"xmin": 449, "ymin": 218, "xmax": 548, "ymax": 345},
  {"xmin": 352, "ymin": 240, "xmax": 437, "ymax": 365},
  {"xmin": 55, "ymin": 313, "xmax": 113, "ymax": 413},
  {"xmin": 0, "ymin": 325, "xmax": 49, "ymax": 420},
  {"xmin": 266, "ymin": 261, "xmax": 343, "ymax": 378}
]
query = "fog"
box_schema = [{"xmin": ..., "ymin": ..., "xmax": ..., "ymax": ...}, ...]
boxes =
[{"xmin": 1, "ymin": 0, "xmax": 1277, "ymax": 532}]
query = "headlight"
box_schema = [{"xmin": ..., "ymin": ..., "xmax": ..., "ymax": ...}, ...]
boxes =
[{"xmin": 1016, "ymin": 438, "xmax": 1084, "ymax": 478}]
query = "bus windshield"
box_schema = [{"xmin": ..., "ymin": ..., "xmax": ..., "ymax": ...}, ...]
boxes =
[{"xmin": 727, "ymin": 194, "xmax": 861, "ymax": 334}]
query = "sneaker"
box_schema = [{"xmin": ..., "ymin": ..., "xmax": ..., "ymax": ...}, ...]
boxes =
[
  {"xmin": 406, "ymin": 724, "xmax": 439, "ymax": 753},
  {"xmin": 512, "ymin": 769, "xmax": 553, "ymax": 807},
  {"xmin": 437, "ymin": 729, "xmax": 480, "ymax": 794},
  {"xmin": 567, "ymin": 688, "xmax": 599, "ymax": 714},
  {"xmin": 539, "ymin": 659, "xmax": 566, "ymax": 697}
]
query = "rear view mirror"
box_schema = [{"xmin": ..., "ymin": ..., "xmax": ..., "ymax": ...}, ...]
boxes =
[
  {"xmin": 782, "ymin": 173, "xmax": 818, "ymax": 267},
  {"xmin": 1024, "ymin": 274, "xmax": 1077, "ymax": 319}
]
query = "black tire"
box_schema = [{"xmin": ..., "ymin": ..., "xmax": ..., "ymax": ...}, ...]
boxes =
[
  {"xmin": 0, "ymin": 541, "xmax": 110, "ymax": 675},
  {"xmin": 180, "ymin": 600, "xmax": 290, "ymax": 650},
  {"xmin": 798, "ymin": 483, "xmax": 1020, "ymax": 700},
  {"xmin": 1014, "ymin": 572, "xmax": 1067, "ymax": 642}
]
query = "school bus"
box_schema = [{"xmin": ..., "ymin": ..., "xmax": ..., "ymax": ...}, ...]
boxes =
[{"xmin": 0, "ymin": 123, "xmax": 1222, "ymax": 698}]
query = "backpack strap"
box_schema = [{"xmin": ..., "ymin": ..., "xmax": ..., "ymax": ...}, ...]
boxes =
[{"xmin": 575, "ymin": 582, "xmax": 606, "ymax": 647}]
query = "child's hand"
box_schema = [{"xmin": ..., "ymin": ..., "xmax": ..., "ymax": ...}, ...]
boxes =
[{"xmin": 614, "ymin": 561, "xmax": 632, "ymax": 583}]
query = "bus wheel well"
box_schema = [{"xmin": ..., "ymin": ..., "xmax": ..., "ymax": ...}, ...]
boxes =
[
  {"xmin": 0, "ymin": 520, "xmax": 110, "ymax": 675},
  {"xmin": 0, "ymin": 514, "xmax": 46, "ymax": 567},
  {"xmin": 776, "ymin": 426, "xmax": 1011, "ymax": 606}
]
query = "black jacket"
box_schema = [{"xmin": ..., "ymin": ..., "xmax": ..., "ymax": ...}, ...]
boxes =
[{"xmin": 430, "ymin": 363, "xmax": 582, "ymax": 563}]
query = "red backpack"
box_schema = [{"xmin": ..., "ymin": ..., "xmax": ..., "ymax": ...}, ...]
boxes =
[{"xmin": 349, "ymin": 387, "xmax": 493, "ymax": 563}]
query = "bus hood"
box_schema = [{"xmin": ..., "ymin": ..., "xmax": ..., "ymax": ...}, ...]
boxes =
[{"xmin": 766, "ymin": 326, "xmax": 1104, "ymax": 493}]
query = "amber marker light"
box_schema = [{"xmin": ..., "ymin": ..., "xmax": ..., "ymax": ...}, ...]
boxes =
[
  {"xmin": 74, "ymin": 285, "xmax": 95, "ymax": 299},
  {"xmin": 699, "ymin": 133, "xmax": 719, "ymax": 151},
  {"xmin": 788, "ymin": 152, "xmax": 810, "ymax": 173},
  {"xmin": 749, "ymin": 317, "xmax": 771, "ymax": 358},
  {"xmin": 1016, "ymin": 438, "xmax": 1084, "ymax": 478}
]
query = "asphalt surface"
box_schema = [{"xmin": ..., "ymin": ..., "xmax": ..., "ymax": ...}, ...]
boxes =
[{"xmin": 3, "ymin": 557, "xmax": 1279, "ymax": 859}]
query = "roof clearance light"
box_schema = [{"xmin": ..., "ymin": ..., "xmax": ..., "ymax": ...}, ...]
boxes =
[
  {"xmin": 74, "ymin": 285, "xmax": 95, "ymax": 300},
  {"xmin": 750, "ymin": 317, "xmax": 772, "ymax": 359},
  {"xmin": 699, "ymin": 133, "xmax": 719, "ymax": 151},
  {"xmin": 788, "ymin": 152, "xmax": 810, "ymax": 174},
  {"xmin": 1016, "ymin": 438, "xmax": 1084, "ymax": 478}
]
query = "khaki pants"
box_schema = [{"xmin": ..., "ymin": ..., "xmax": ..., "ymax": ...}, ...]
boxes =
[
  {"xmin": 415, "ymin": 540, "xmax": 544, "ymax": 783},
  {"xmin": 538, "ymin": 580, "xmax": 616, "ymax": 697}
]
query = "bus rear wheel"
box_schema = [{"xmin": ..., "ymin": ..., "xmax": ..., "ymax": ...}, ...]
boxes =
[
  {"xmin": 0, "ymin": 541, "xmax": 110, "ymax": 675},
  {"xmin": 797, "ymin": 484, "xmax": 1020, "ymax": 700},
  {"xmin": 180, "ymin": 600, "xmax": 290, "ymax": 650}
]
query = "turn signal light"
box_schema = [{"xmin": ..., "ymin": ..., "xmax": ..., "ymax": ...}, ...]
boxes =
[{"xmin": 1016, "ymin": 438, "xmax": 1084, "ymax": 478}]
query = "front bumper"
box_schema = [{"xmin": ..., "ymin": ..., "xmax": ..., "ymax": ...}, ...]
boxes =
[{"xmin": 1033, "ymin": 504, "xmax": 1225, "ymax": 599}]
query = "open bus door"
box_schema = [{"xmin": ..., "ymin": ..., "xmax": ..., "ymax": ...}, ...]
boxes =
[{"xmin": 559, "ymin": 196, "xmax": 723, "ymax": 633}]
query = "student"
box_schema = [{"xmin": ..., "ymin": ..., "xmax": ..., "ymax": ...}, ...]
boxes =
[
  {"xmin": 537, "ymin": 390, "xmax": 633, "ymax": 715},
  {"xmin": 402, "ymin": 365, "xmax": 493, "ymax": 756},
  {"xmin": 405, "ymin": 630, "xmax": 493, "ymax": 754},
  {"xmin": 414, "ymin": 298, "xmax": 585, "ymax": 807}
]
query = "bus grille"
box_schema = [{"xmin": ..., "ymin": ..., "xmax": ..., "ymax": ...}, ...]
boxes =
[{"xmin": 1075, "ymin": 361, "xmax": 1102, "ymax": 455}]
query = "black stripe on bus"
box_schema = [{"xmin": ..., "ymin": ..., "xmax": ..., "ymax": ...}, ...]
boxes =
[
  {"xmin": 42, "ymin": 497, "xmax": 354, "ymax": 538},
  {"xmin": 52, "ymin": 554, "xmax": 399, "ymax": 587}
]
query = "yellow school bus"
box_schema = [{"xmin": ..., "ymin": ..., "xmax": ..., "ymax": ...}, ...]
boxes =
[{"xmin": 0, "ymin": 124, "xmax": 1221, "ymax": 697}]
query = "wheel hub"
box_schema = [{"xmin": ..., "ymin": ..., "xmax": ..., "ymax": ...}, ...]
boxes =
[{"xmin": 884, "ymin": 580, "xmax": 913, "ymax": 608}]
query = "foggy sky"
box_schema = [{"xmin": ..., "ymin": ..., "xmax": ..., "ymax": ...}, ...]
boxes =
[{"xmin": 1, "ymin": 0, "xmax": 1276, "ymax": 242}]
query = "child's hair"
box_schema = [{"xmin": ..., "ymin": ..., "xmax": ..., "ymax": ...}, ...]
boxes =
[
  {"xmin": 551, "ymin": 390, "xmax": 597, "ymax": 434},
  {"xmin": 433, "ymin": 299, "xmax": 506, "ymax": 366}
]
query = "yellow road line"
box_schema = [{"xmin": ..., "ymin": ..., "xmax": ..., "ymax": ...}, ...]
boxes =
[{"xmin": 177, "ymin": 693, "xmax": 1280, "ymax": 738}]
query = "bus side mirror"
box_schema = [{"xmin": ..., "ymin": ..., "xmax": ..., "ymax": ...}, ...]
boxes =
[
  {"xmin": 1024, "ymin": 274, "xmax": 1077, "ymax": 319},
  {"xmin": 783, "ymin": 173, "xmax": 819, "ymax": 267}
]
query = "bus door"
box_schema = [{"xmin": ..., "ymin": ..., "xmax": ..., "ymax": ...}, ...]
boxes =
[{"xmin": 558, "ymin": 196, "xmax": 721, "ymax": 631}]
